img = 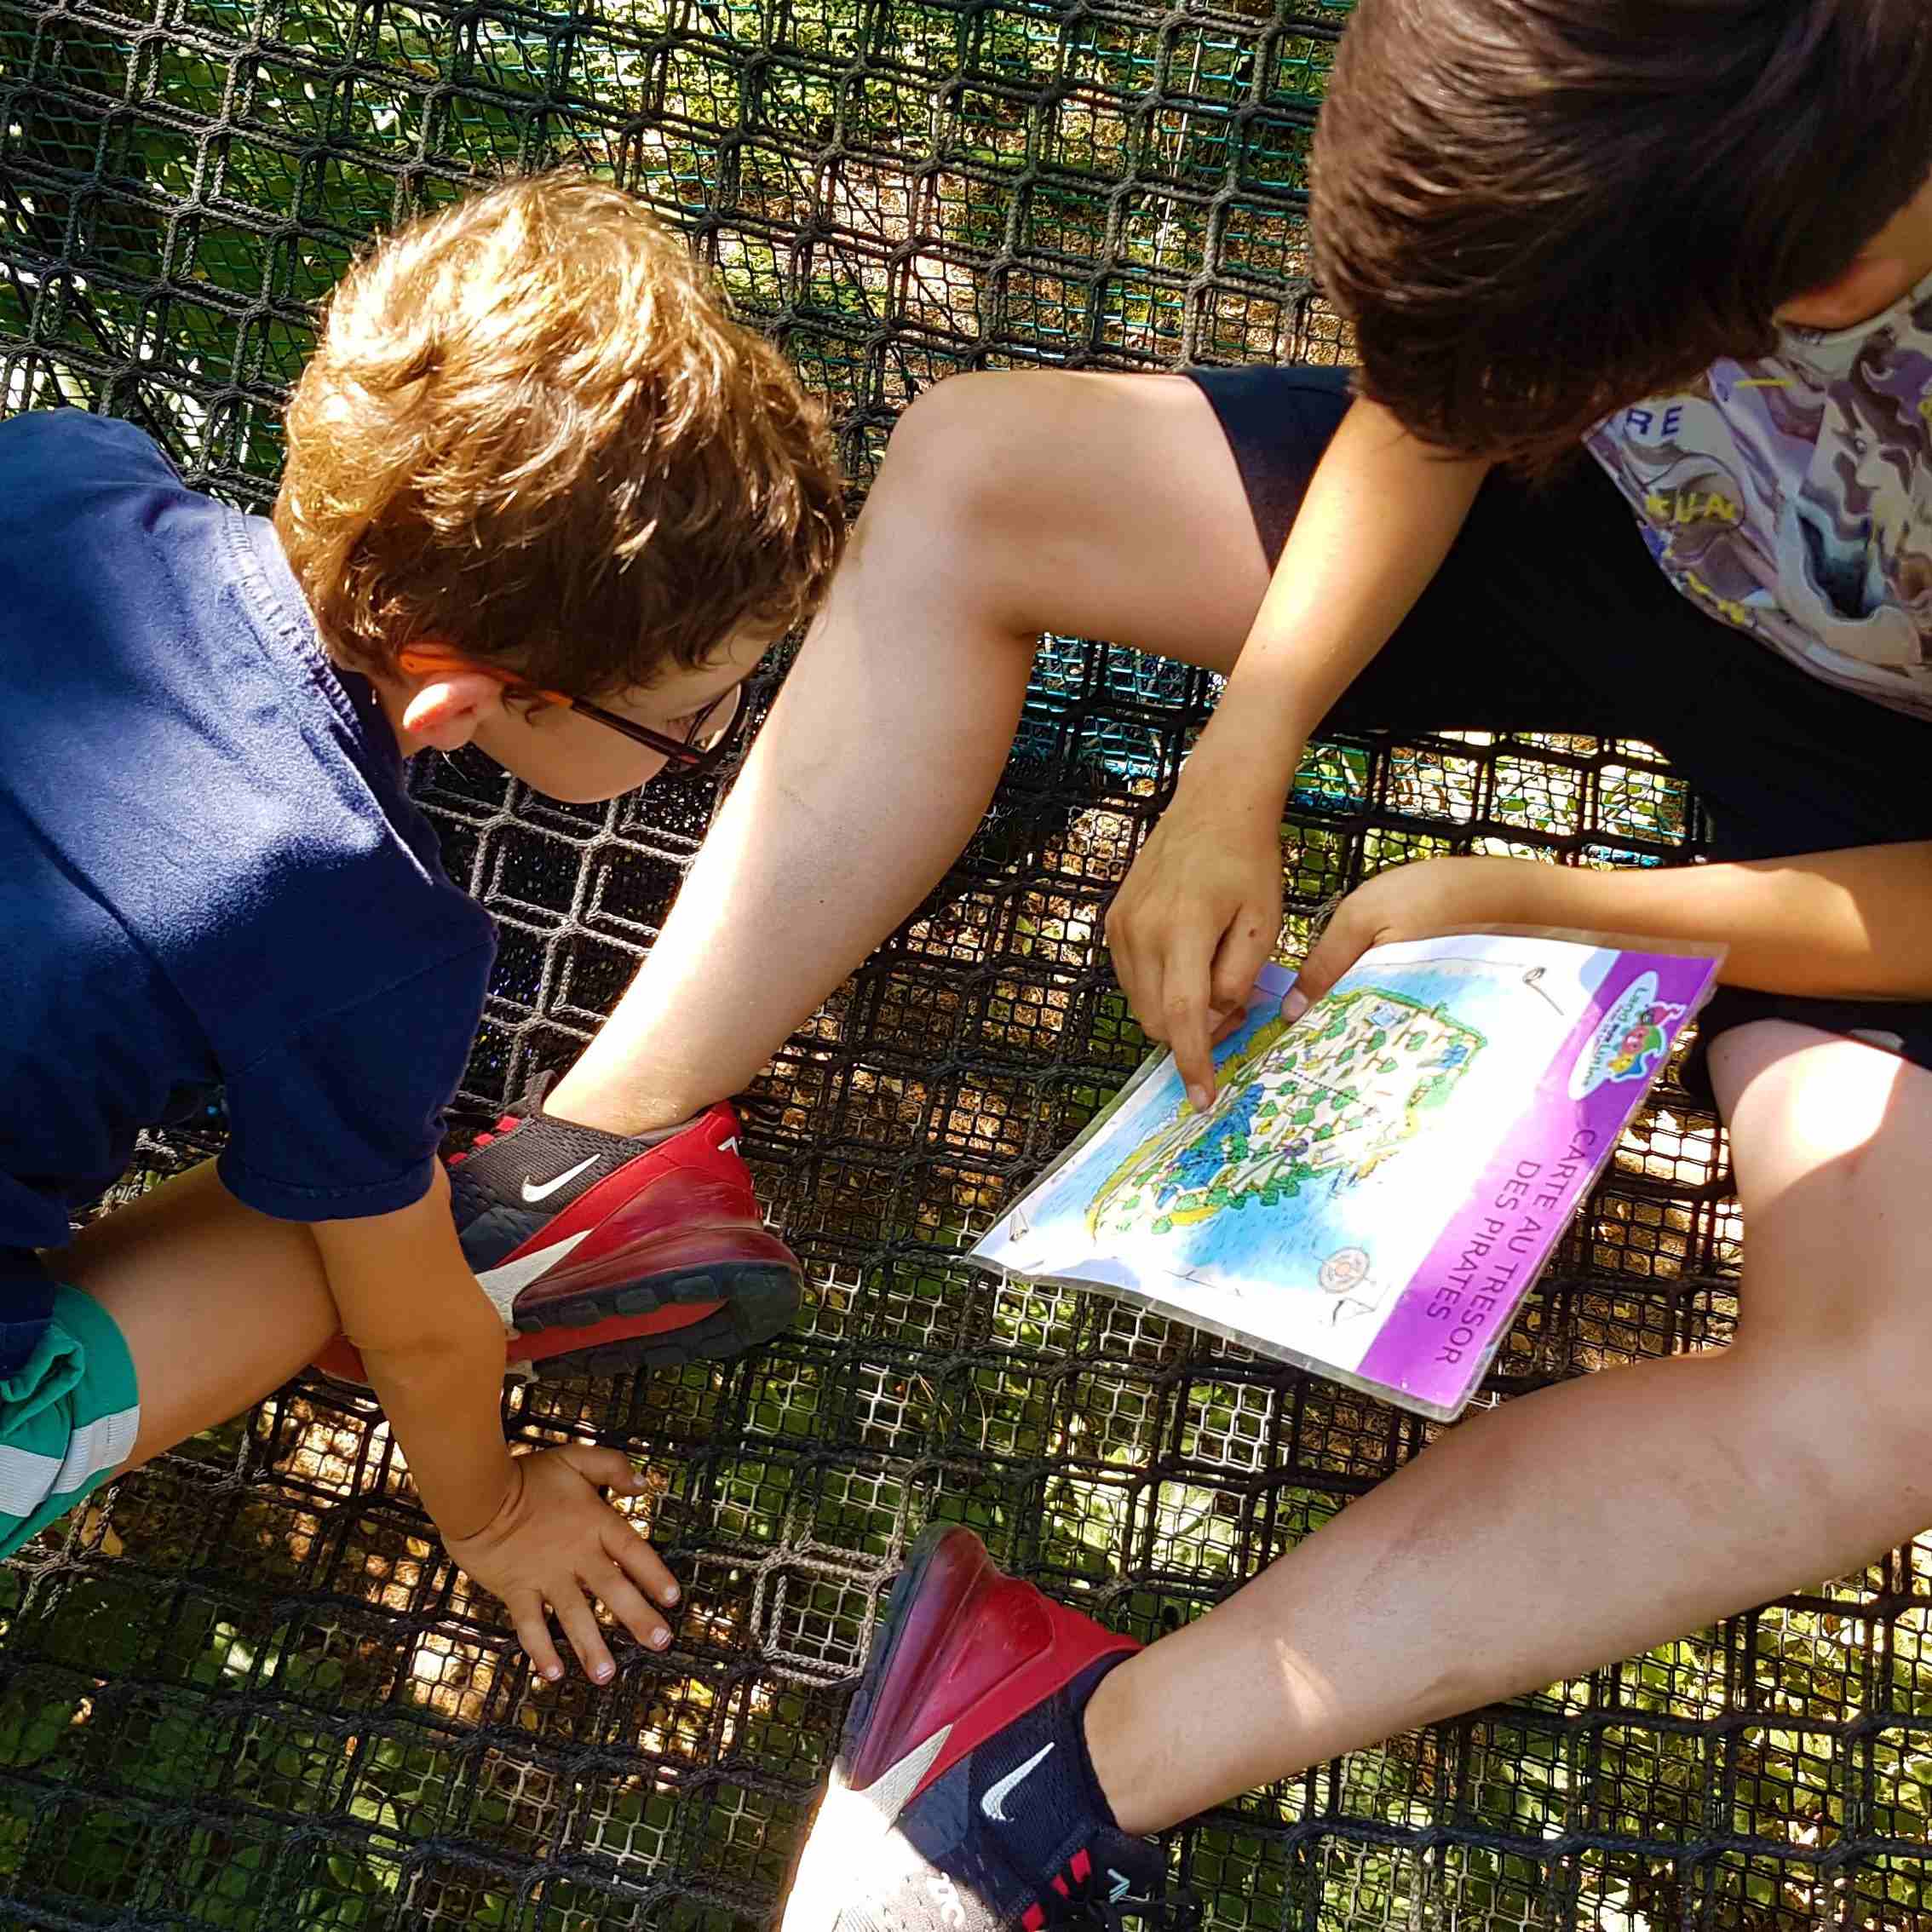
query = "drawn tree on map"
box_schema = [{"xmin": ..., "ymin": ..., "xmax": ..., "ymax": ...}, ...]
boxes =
[{"xmin": 1089, "ymin": 989, "xmax": 1486, "ymax": 1244}]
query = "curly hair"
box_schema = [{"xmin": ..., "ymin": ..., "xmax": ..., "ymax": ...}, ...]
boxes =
[
  {"xmin": 1313, "ymin": 0, "xmax": 1932, "ymax": 470},
  {"xmin": 274, "ymin": 170, "xmax": 846, "ymax": 693}
]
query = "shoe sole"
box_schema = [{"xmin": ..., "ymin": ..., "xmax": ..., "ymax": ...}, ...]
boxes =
[
  {"xmin": 779, "ymin": 1527, "xmax": 987, "ymax": 1932},
  {"xmin": 530, "ymin": 1260, "xmax": 802, "ymax": 1376},
  {"xmin": 312, "ymin": 1261, "xmax": 802, "ymax": 1390},
  {"xmin": 842, "ymin": 1523, "xmax": 992, "ymax": 1779}
]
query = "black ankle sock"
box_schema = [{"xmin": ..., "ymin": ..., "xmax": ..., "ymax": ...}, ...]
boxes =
[{"xmin": 1063, "ymin": 1652, "xmax": 1135, "ymax": 1832}]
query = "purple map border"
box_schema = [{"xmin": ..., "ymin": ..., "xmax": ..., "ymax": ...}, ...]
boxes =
[{"xmin": 1356, "ymin": 951, "xmax": 1720, "ymax": 1414}]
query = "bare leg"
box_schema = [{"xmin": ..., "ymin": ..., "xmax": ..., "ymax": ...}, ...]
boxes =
[
  {"xmin": 544, "ymin": 371, "xmax": 1270, "ymax": 1135},
  {"xmin": 1082, "ymin": 1021, "xmax": 1932, "ymax": 1832},
  {"xmin": 59, "ymin": 1161, "xmax": 338, "ymax": 1469}
]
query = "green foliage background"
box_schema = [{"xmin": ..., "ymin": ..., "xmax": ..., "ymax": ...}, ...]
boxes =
[{"xmin": 1, "ymin": 0, "xmax": 1928, "ymax": 1928}]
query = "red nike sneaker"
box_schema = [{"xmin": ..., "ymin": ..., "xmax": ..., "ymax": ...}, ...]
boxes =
[
  {"xmin": 312, "ymin": 1095, "xmax": 801, "ymax": 1383},
  {"xmin": 780, "ymin": 1526, "xmax": 1188, "ymax": 1932}
]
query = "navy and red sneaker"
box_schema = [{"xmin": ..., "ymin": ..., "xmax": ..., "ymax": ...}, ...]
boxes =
[
  {"xmin": 781, "ymin": 1525, "xmax": 1190, "ymax": 1932},
  {"xmin": 313, "ymin": 1092, "xmax": 802, "ymax": 1383}
]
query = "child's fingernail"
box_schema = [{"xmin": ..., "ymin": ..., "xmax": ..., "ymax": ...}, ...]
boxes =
[
  {"xmin": 651, "ymin": 1626, "xmax": 671, "ymax": 1649},
  {"xmin": 1283, "ymin": 990, "xmax": 1309, "ymax": 1022},
  {"xmin": 544, "ymin": 1665, "xmax": 562, "ymax": 1682},
  {"xmin": 662, "ymin": 1584, "xmax": 680, "ymax": 1606},
  {"xmin": 595, "ymin": 1663, "xmax": 614, "ymax": 1683},
  {"xmin": 1187, "ymin": 1085, "xmax": 1210, "ymax": 1112}
]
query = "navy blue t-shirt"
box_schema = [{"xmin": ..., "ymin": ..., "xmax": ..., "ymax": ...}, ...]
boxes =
[{"xmin": 0, "ymin": 411, "xmax": 496, "ymax": 1369}]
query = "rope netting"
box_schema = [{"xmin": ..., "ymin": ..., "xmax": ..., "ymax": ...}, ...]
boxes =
[{"xmin": 1, "ymin": 0, "xmax": 1928, "ymax": 1925}]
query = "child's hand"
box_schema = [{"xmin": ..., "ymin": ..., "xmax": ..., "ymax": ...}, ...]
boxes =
[
  {"xmin": 1292, "ymin": 856, "xmax": 1544, "ymax": 1011},
  {"xmin": 1107, "ymin": 779, "xmax": 1285, "ymax": 1113},
  {"xmin": 444, "ymin": 1444, "xmax": 680, "ymax": 1684}
]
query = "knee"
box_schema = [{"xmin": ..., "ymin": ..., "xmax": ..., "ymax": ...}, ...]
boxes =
[
  {"xmin": 868, "ymin": 373, "xmax": 1049, "ymax": 563},
  {"xmin": 1821, "ymin": 1359, "xmax": 1932, "ymax": 1551},
  {"xmin": 1744, "ymin": 1325, "xmax": 1932, "ymax": 1480},
  {"xmin": 1853, "ymin": 1354, "xmax": 1932, "ymax": 1469}
]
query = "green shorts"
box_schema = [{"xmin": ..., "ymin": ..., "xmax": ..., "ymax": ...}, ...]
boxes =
[{"xmin": 0, "ymin": 1285, "xmax": 139, "ymax": 1560}]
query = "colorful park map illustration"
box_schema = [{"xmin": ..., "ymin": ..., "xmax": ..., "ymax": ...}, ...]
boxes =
[
  {"xmin": 1086, "ymin": 987, "xmax": 1485, "ymax": 1270},
  {"xmin": 975, "ymin": 933, "xmax": 1719, "ymax": 1420}
]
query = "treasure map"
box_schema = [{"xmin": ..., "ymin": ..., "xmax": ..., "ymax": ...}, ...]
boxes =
[{"xmin": 974, "ymin": 931, "xmax": 1721, "ymax": 1419}]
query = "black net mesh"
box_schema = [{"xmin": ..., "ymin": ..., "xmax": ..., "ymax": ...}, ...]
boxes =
[{"xmin": 2, "ymin": 0, "xmax": 1929, "ymax": 1927}]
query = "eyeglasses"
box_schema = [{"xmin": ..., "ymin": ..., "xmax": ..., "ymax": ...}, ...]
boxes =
[
  {"xmin": 569, "ymin": 682, "xmax": 745, "ymax": 778},
  {"xmin": 398, "ymin": 648, "xmax": 748, "ymax": 779}
]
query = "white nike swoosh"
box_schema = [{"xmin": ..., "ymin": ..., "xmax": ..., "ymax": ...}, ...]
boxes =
[
  {"xmin": 780, "ymin": 1728, "xmax": 952, "ymax": 1932},
  {"xmin": 520, "ymin": 1154, "xmax": 601, "ymax": 1204},
  {"xmin": 980, "ymin": 1741, "xmax": 1053, "ymax": 1823},
  {"xmin": 474, "ymin": 1230, "xmax": 594, "ymax": 1325}
]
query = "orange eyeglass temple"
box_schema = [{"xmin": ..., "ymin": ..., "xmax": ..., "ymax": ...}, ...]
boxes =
[{"xmin": 396, "ymin": 646, "xmax": 570, "ymax": 707}]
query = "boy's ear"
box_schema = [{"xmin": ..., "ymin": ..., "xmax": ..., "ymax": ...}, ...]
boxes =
[{"xmin": 400, "ymin": 670, "xmax": 508, "ymax": 751}]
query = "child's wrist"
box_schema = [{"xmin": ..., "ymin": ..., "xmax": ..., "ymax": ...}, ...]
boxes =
[
  {"xmin": 1179, "ymin": 711, "xmax": 1307, "ymax": 811},
  {"xmin": 440, "ymin": 1453, "xmax": 523, "ymax": 1547}
]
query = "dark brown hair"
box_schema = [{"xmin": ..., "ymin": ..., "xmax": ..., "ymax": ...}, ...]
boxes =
[
  {"xmin": 275, "ymin": 170, "xmax": 845, "ymax": 693},
  {"xmin": 1313, "ymin": 0, "xmax": 1932, "ymax": 469}
]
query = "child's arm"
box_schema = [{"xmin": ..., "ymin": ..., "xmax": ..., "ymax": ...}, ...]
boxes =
[
  {"xmin": 1290, "ymin": 846, "xmax": 1932, "ymax": 1008},
  {"xmin": 310, "ymin": 1169, "xmax": 679, "ymax": 1682},
  {"xmin": 1107, "ymin": 397, "xmax": 1493, "ymax": 1107}
]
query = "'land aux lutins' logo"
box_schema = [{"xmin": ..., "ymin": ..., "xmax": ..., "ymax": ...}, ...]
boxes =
[{"xmin": 1568, "ymin": 972, "xmax": 1685, "ymax": 1099}]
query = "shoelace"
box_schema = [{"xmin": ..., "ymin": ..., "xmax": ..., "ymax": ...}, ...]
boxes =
[
  {"xmin": 446, "ymin": 1071, "xmax": 559, "ymax": 1168},
  {"xmin": 447, "ymin": 1115, "xmax": 520, "ymax": 1167},
  {"xmin": 1022, "ymin": 1848, "xmax": 1199, "ymax": 1932}
]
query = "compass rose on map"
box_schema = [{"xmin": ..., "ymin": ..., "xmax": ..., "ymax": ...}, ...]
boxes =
[{"xmin": 1318, "ymin": 1247, "xmax": 1371, "ymax": 1293}]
